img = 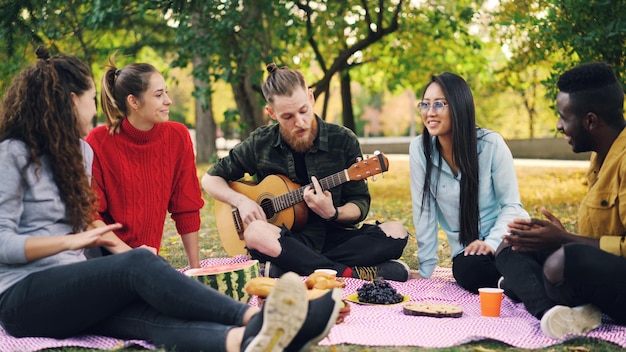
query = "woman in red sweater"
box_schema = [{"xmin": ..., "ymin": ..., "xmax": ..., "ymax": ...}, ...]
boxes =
[{"xmin": 86, "ymin": 60, "xmax": 203, "ymax": 268}]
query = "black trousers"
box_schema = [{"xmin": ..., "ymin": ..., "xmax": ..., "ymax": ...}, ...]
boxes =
[
  {"xmin": 496, "ymin": 243, "xmax": 626, "ymax": 323},
  {"xmin": 249, "ymin": 223, "xmax": 408, "ymax": 276},
  {"xmin": 452, "ymin": 252, "xmax": 501, "ymax": 294}
]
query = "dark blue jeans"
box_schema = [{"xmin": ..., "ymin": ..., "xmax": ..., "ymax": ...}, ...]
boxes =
[
  {"xmin": 0, "ymin": 249, "xmax": 249, "ymax": 352},
  {"xmin": 496, "ymin": 243, "xmax": 626, "ymax": 324}
]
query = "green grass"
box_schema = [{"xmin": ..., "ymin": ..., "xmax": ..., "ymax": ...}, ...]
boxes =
[{"xmin": 53, "ymin": 157, "xmax": 622, "ymax": 351}]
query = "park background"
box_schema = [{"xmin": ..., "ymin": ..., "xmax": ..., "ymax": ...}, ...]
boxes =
[
  {"xmin": 1, "ymin": 1, "xmax": 626, "ymax": 351},
  {"xmin": 1, "ymin": 0, "xmax": 625, "ymax": 164}
]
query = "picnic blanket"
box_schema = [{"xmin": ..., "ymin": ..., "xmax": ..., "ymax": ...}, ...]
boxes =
[
  {"xmin": 317, "ymin": 267, "xmax": 626, "ymax": 349},
  {"xmin": 0, "ymin": 255, "xmax": 624, "ymax": 351}
]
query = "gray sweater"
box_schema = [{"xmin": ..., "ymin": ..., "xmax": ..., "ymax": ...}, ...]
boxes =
[{"xmin": 0, "ymin": 139, "xmax": 93, "ymax": 295}]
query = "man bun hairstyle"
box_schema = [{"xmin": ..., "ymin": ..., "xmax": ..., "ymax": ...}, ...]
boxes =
[
  {"xmin": 261, "ymin": 63, "xmax": 307, "ymax": 104},
  {"xmin": 558, "ymin": 62, "xmax": 624, "ymax": 127}
]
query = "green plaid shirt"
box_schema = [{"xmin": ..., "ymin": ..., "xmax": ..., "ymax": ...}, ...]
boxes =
[{"xmin": 208, "ymin": 116, "xmax": 371, "ymax": 250}]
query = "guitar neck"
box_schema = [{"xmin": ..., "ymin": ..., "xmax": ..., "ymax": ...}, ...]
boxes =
[{"xmin": 272, "ymin": 170, "xmax": 348, "ymax": 212}]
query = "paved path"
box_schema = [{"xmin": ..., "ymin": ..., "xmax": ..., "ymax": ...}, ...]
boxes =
[{"xmin": 384, "ymin": 154, "xmax": 589, "ymax": 169}]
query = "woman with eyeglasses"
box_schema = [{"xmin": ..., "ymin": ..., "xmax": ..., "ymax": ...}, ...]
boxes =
[{"xmin": 408, "ymin": 72, "xmax": 529, "ymax": 293}]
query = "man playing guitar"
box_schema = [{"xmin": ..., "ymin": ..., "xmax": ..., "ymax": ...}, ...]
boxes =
[{"xmin": 202, "ymin": 63, "xmax": 410, "ymax": 282}]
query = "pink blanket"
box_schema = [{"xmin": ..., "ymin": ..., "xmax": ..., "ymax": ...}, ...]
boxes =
[
  {"xmin": 318, "ymin": 267, "xmax": 626, "ymax": 349},
  {"xmin": 1, "ymin": 256, "xmax": 624, "ymax": 351}
]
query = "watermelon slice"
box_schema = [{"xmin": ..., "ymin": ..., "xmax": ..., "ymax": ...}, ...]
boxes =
[{"xmin": 185, "ymin": 260, "xmax": 260, "ymax": 303}]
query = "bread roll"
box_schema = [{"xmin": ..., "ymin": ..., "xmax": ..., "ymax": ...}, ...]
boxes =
[
  {"xmin": 402, "ymin": 302, "xmax": 463, "ymax": 318},
  {"xmin": 244, "ymin": 277, "xmax": 277, "ymax": 298}
]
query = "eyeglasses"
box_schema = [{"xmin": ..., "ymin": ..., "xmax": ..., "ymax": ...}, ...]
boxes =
[{"xmin": 417, "ymin": 101, "xmax": 448, "ymax": 114}]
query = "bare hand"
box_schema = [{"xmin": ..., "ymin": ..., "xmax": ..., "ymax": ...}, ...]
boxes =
[
  {"xmin": 236, "ymin": 196, "xmax": 267, "ymax": 226},
  {"xmin": 508, "ymin": 208, "xmax": 564, "ymax": 232},
  {"xmin": 463, "ymin": 239, "xmax": 494, "ymax": 256},
  {"xmin": 67, "ymin": 223, "xmax": 122, "ymax": 250},
  {"xmin": 303, "ymin": 176, "xmax": 336, "ymax": 219},
  {"xmin": 540, "ymin": 207, "xmax": 565, "ymax": 230},
  {"xmin": 503, "ymin": 212, "xmax": 566, "ymax": 252}
]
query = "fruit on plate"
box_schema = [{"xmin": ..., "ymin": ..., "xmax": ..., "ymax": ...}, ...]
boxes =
[
  {"xmin": 356, "ymin": 277, "xmax": 404, "ymax": 304},
  {"xmin": 185, "ymin": 260, "xmax": 259, "ymax": 303},
  {"xmin": 402, "ymin": 302, "xmax": 463, "ymax": 318}
]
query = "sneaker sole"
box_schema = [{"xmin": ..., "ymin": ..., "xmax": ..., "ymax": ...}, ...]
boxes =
[
  {"xmin": 540, "ymin": 304, "xmax": 602, "ymax": 339},
  {"xmin": 296, "ymin": 288, "xmax": 343, "ymax": 351},
  {"xmin": 244, "ymin": 272, "xmax": 308, "ymax": 352}
]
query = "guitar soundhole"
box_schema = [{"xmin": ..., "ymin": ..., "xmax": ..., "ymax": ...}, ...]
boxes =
[{"xmin": 260, "ymin": 198, "xmax": 276, "ymax": 220}]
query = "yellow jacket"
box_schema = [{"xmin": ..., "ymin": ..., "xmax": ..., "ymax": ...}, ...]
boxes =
[{"xmin": 578, "ymin": 128, "xmax": 626, "ymax": 258}]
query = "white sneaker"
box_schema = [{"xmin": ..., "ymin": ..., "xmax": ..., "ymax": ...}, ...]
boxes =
[{"xmin": 540, "ymin": 304, "xmax": 602, "ymax": 339}]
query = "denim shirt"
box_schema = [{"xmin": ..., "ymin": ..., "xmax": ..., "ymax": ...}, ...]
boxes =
[
  {"xmin": 208, "ymin": 116, "xmax": 371, "ymax": 251},
  {"xmin": 409, "ymin": 128, "xmax": 529, "ymax": 278}
]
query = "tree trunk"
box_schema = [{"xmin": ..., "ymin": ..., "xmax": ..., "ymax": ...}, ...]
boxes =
[
  {"xmin": 193, "ymin": 55, "xmax": 217, "ymax": 163},
  {"xmin": 340, "ymin": 69, "xmax": 356, "ymax": 132},
  {"xmin": 231, "ymin": 66, "xmax": 264, "ymax": 138}
]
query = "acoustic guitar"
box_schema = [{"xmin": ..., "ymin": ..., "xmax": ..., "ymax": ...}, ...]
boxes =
[{"xmin": 214, "ymin": 153, "xmax": 389, "ymax": 256}]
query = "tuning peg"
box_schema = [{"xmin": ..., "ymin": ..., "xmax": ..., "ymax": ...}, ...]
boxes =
[
  {"xmin": 356, "ymin": 156, "xmax": 362, "ymax": 162},
  {"xmin": 371, "ymin": 176, "xmax": 377, "ymax": 182},
  {"xmin": 374, "ymin": 150, "xmax": 380, "ymax": 155}
]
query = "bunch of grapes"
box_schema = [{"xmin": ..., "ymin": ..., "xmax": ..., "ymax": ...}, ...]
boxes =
[{"xmin": 356, "ymin": 277, "xmax": 404, "ymax": 304}]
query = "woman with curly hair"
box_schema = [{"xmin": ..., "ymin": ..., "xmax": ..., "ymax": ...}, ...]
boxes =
[{"xmin": 0, "ymin": 47, "xmax": 341, "ymax": 352}]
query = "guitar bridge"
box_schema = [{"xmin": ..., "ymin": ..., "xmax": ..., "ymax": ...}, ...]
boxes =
[{"xmin": 232, "ymin": 207, "xmax": 245, "ymax": 240}]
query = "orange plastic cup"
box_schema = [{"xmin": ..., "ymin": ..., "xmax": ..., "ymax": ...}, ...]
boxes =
[{"xmin": 478, "ymin": 287, "xmax": 504, "ymax": 317}]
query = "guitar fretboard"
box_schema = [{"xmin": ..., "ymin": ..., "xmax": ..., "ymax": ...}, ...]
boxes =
[{"xmin": 272, "ymin": 170, "xmax": 349, "ymax": 212}]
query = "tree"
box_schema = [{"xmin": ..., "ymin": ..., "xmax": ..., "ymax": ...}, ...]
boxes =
[
  {"xmin": 0, "ymin": 0, "xmax": 178, "ymax": 117},
  {"xmin": 495, "ymin": 0, "xmax": 626, "ymax": 98},
  {"xmin": 290, "ymin": 0, "xmax": 404, "ymax": 132},
  {"xmin": 351, "ymin": 0, "xmax": 490, "ymax": 136},
  {"xmin": 164, "ymin": 0, "xmax": 294, "ymax": 161}
]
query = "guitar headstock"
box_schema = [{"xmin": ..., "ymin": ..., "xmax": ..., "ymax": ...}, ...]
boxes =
[{"xmin": 346, "ymin": 152, "xmax": 389, "ymax": 181}]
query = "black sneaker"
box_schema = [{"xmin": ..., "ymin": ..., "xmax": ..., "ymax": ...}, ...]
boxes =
[
  {"xmin": 263, "ymin": 261, "xmax": 286, "ymax": 278},
  {"xmin": 285, "ymin": 288, "xmax": 343, "ymax": 351},
  {"xmin": 241, "ymin": 272, "xmax": 308, "ymax": 352},
  {"xmin": 353, "ymin": 259, "xmax": 410, "ymax": 282}
]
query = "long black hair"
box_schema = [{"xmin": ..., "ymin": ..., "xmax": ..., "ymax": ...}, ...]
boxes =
[{"xmin": 420, "ymin": 73, "xmax": 480, "ymax": 246}]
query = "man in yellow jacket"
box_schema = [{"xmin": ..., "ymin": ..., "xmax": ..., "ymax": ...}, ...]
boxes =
[{"xmin": 496, "ymin": 62, "xmax": 626, "ymax": 339}]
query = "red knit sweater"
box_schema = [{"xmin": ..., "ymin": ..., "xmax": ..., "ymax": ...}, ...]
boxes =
[{"xmin": 86, "ymin": 119, "xmax": 204, "ymax": 251}]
